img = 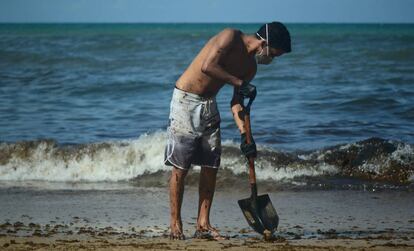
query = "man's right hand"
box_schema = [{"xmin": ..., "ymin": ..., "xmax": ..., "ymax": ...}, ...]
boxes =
[
  {"xmin": 238, "ymin": 81, "xmax": 257, "ymax": 100},
  {"xmin": 240, "ymin": 133, "xmax": 257, "ymax": 158}
]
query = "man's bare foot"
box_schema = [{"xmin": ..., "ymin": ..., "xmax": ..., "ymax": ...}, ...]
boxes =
[
  {"xmin": 170, "ymin": 221, "xmax": 185, "ymax": 240},
  {"xmin": 194, "ymin": 225, "xmax": 229, "ymax": 240}
]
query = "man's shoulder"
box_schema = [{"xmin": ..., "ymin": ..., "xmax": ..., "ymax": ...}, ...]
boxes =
[
  {"xmin": 220, "ymin": 28, "xmax": 242, "ymax": 34},
  {"xmin": 217, "ymin": 28, "xmax": 242, "ymax": 40}
]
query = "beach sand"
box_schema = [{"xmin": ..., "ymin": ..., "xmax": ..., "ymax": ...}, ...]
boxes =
[
  {"xmin": 0, "ymin": 232, "xmax": 413, "ymax": 250},
  {"xmin": 0, "ymin": 185, "xmax": 413, "ymax": 250}
]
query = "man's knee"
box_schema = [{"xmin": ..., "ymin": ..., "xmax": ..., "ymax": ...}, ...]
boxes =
[
  {"xmin": 201, "ymin": 166, "xmax": 218, "ymax": 176},
  {"xmin": 172, "ymin": 166, "xmax": 189, "ymax": 180}
]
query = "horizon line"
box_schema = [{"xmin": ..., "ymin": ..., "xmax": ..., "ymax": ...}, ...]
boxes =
[{"xmin": 0, "ymin": 21, "xmax": 414, "ymax": 25}]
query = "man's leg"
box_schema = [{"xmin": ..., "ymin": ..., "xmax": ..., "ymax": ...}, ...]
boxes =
[
  {"xmin": 195, "ymin": 166, "xmax": 227, "ymax": 240},
  {"xmin": 170, "ymin": 166, "xmax": 188, "ymax": 240}
]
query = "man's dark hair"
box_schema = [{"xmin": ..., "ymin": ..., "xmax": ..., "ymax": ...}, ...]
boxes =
[{"xmin": 256, "ymin": 22, "xmax": 291, "ymax": 53}]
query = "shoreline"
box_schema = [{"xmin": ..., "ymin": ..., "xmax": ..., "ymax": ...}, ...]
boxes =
[{"xmin": 1, "ymin": 188, "xmax": 413, "ymax": 250}]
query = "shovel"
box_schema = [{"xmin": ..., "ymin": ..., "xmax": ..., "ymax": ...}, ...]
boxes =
[{"xmin": 237, "ymin": 97, "xmax": 279, "ymax": 236}]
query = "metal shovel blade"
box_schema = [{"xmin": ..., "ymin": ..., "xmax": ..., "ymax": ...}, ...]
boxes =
[{"xmin": 238, "ymin": 194, "xmax": 279, "ymax": 235}]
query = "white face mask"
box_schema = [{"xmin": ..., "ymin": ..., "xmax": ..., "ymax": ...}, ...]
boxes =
[{"xmin": 255, "ymin": 24, "xmax": 273, "ymax": 65}]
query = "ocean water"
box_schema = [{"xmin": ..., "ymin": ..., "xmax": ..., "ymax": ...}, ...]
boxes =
[{"xmin": 0, "ymin": 23, "xmax": 413, "ymax": 189}]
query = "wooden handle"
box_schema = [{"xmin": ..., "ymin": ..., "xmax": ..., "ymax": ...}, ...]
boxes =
[{"xmin": 244, "ymin": 112, "xmax": 257, "ymax": 187}]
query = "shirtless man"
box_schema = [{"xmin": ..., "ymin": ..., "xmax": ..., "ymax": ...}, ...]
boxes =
[{"xmin": 164, "ymin": 22, "xmax": 291, "ymax": 240}]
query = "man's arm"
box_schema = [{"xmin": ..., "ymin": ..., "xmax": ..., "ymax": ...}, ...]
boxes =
[
  {"xmin": 201, "ymin": 28, "xmax": 243, "ymax": 87},
  {"xmin": 231, "ymin": 68, "xmax": 258, "ymax": 158},
  {"xmin": 231, "ymin": 88, "xmax": 245, "ymax": 134},
  {"xmin": 230, "ymin": 68, "xmax": 257, "ymax": 134}
]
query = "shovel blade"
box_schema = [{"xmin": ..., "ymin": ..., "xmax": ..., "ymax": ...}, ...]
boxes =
[{"xmin": 238, "ymin": 194, "xmax": 279, "ymax": 235}]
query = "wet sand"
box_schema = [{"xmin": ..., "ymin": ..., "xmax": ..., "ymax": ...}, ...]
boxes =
[
  {"xmin": 0, "ymin": 232, "xmax": 413, "ymax": 250},
  {"xmin": 0, "ymin": 185, "xmax": 413, "ymax": 250}
]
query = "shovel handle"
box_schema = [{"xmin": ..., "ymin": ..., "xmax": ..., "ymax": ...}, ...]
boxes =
[{"xmin": 244, "ymin": 111, "xmax": 257, "ymax": 198}]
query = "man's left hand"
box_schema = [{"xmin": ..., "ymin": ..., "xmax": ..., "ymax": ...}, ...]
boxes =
[
  {"xmin": 238, "ymin": 81, "xmax": 257, "ymax": 100},
  {"xmin": 240, "ymin": 133, "xmax": 257, "ymax": 158}
]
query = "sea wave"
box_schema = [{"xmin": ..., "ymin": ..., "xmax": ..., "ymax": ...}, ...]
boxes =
[{"xmin": 0, "ymin": 132, "xmax": 413, "ymax": 189}]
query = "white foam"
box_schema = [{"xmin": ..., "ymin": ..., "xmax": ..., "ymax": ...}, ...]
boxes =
[
  {"xmin": 339, "ymin": 142, "xmax": 362, "ymax": 150},
  {"xmin": 298, "ymin": 154, "xmax": 311, "ymax": 160},
  {"xmin": 391, "ymin": 143, "xmax": 414, "ymax": 164},
  {"xmin": 220, "ymin": 140, "xmax": 339, "ymax": 181},
  {"xmin": 359, "ymin": 162, "xmax": 381, "ymax": 174},
  {"xmin": 0, "ymin": 131, "xmax": 169, "ymax": 182},
  {"xmin": 3, "ymin": 133, "xmax": 410, "ymax": 183},
  {"xmin": 257, "ymin": 162, "xmax": 338, "ymax": 181}
]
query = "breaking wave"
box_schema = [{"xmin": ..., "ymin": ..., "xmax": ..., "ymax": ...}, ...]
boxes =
[{"xmin": 0, "ymin": 132, "xmax": 413, "ymax": 189}]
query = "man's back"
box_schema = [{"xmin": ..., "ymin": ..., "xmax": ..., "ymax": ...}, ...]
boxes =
[{"xmin": 176, "ymin": 28, "xmax": 256, "ymax": 97}]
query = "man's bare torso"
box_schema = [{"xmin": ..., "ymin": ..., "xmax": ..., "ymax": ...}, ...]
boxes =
[{"xmin": 176, "ymin": 29, "xmax": 256, "ymax": 98}]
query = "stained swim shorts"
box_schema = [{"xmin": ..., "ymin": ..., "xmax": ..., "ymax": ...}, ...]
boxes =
[{"xmin": 164, "ymin": 87, "xmax": 221, "ymax": 169}]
